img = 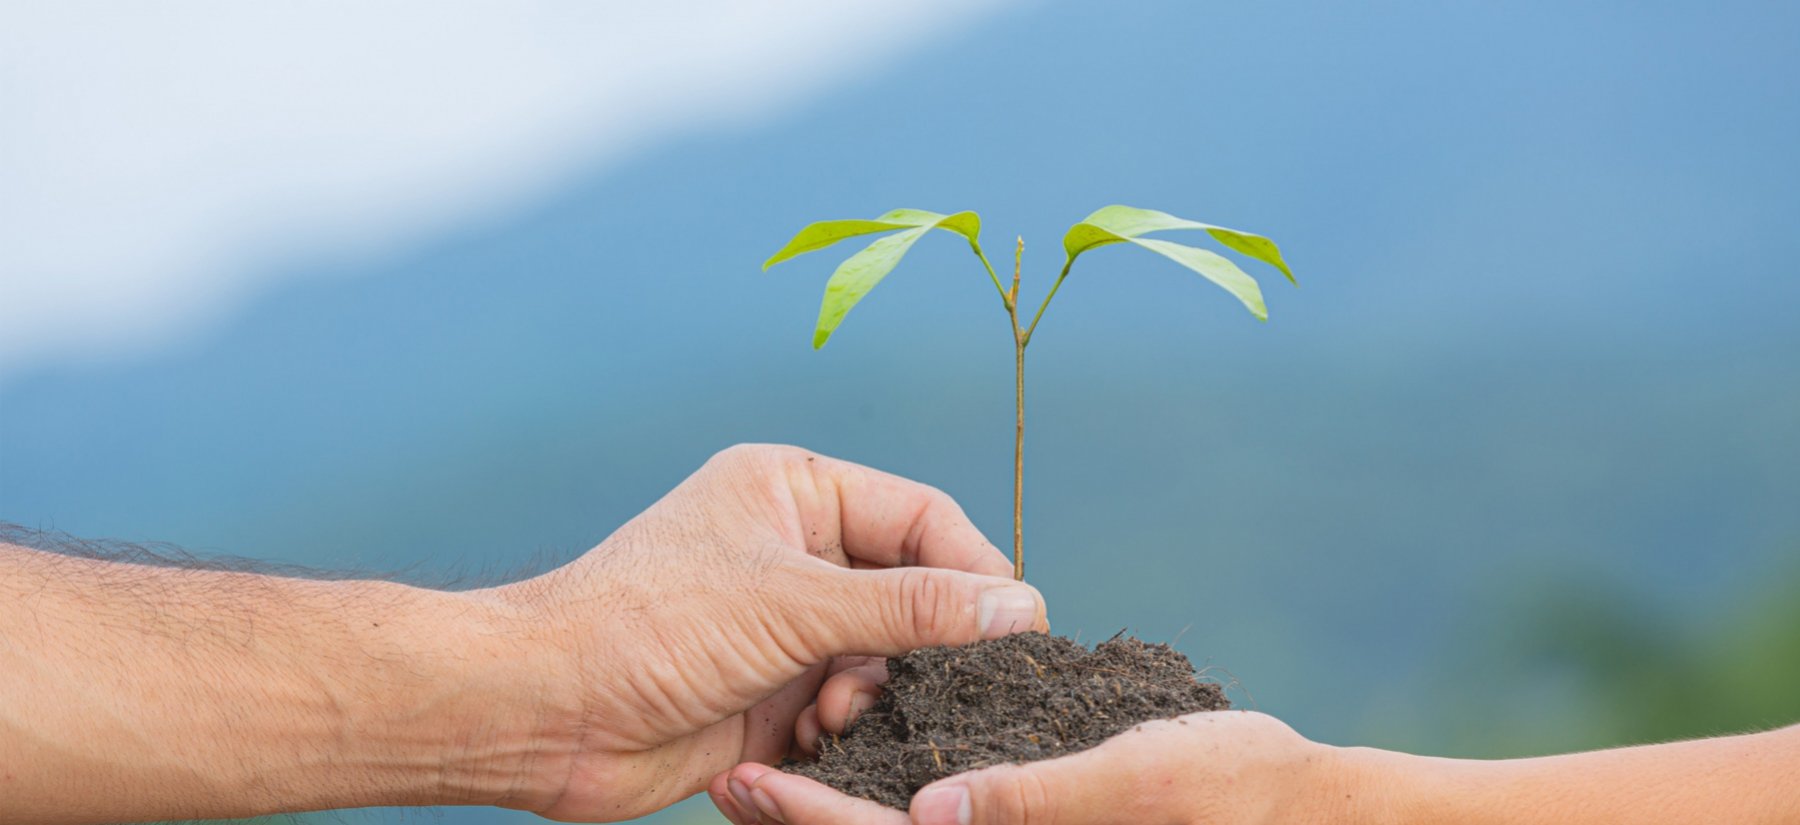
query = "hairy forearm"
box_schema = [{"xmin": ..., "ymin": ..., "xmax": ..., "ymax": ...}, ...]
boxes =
[
  {"xmin": 0, "ymin": 542, "xmax": 576, "ymax": 824},
  {"xmin": 1342, "ymin": 724, "xmax": 1800, "ymax": 825}
]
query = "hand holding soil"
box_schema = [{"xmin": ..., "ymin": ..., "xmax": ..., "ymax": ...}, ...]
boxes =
[
  {"xmin": 477, "ymin": 444, "xmax": 1048, "ymax": 821},
  {"xmin": 0, "ymin": 444, "xmax": 1047, "ymax": 825},
  {"xmin": 715, "ymin": 698, "xmax": 1800, "ymax": 825},
  {"xmin": 719, "ymin": 709, "xmax": 1333, "ymax": 825}
]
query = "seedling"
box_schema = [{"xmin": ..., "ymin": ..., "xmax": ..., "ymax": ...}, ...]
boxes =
[{"xmin": 763, "ymin": 205, "xmax": 1294, "ymax": 580}]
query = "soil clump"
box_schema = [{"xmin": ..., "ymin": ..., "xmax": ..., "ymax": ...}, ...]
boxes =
[{"xmin": 787, "ymin": 631, "xmax": 1228, "ymax": 809}]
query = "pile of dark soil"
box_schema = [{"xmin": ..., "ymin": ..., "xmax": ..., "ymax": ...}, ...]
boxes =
[{"xmin": 788, "ymin": 631, "xmax": 1228, "ymax": 809}]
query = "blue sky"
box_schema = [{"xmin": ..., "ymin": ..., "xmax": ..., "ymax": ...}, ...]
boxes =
[{"xmin": 4, "ymin": 2, "xmax": 1799, "ymax": 822}]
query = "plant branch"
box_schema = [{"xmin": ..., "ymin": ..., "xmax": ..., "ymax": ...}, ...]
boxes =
[
  {"xmin": 1023, "ymin": 256, "xmax": 1075, "ymax": 341},
  {"xmin": 972, "ymin": 244, "xmax": 1010, "ymax": 306}
]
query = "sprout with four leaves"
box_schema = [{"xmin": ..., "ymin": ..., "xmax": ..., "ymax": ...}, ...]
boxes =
[{"xmin": 763, "ymin": 205, "xmax": 1295, "ymax": 581}]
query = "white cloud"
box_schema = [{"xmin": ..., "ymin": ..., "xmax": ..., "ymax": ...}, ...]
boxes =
[{"xmin": 0, "ymin": 0, "xmax": 1009, "ymax": 385}]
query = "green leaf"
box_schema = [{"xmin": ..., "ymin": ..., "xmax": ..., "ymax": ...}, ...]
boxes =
[
  {"xmin": 765, "ymin": 209, "xmax": 982, "ymax": 270},
  {"xmin": 766, "ymin": 209, "xmax": 983, "ymax": 348},
  {"xmin": 876, "ymin": 208, "xmax": 983, "ymax": 247},
  {"xmin": 1131, "ymin": 238, "xmax": 1266, "ymax": 320},
  {"xmin": 1205, "ymin": 228, "xmax": 1294, "ymax": 285},
  {"xmin": 813, "ymin": 226, "xmax": 930, "ymax": 348},
  {"xmin": 1060, "ymin": 204, "xmax": 1295, "ymax": 320},
  {"xmin": 1068, "ymin": 205, "xmax": 1294, "ymax": 283},
  {"xmin": 764, "ymin": 219, "xmax": 915, "ymax": 270}
]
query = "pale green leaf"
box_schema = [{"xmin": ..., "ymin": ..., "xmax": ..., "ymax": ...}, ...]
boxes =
[
  {"xmin": 1071, "ymin": 204, "xmax": 1202, "ymax": 243},
  {"xmin": 765, "ymin": 210, "xmax": 983, "ymax": 271},
  {"xmin": 876, "ymin": 208, "xmax": 983, "ymax": 248},
  {"xmin": 813, "ymin": 226, "xmax": 931, "ymax": 348},
  {"xmin": 763, "ymin": 219, "xmax": 915, "ymax": 270},
  {"xmin": 1060, "ymin": 221, "xmax": 1131, "ymax": 260},
  {"xmin": 1067, "ymin": 204, "xmax": 1295, "ymax": 284},
  {"xmin": 1204, "ymin": 227, "xmax": 1294, "ymax": 284},
  {"xmin": 1130, "ymin": 237, "xmax": 1267, "ymax": 321},
  {"xmin": 875, "ymin": 208, "xmax": 949, "ymax": 225},
  {"xmin": 766, "ymin": 208, "xmax": 984, "ymax": 347},
  {"xmin": 1058, "ymin": 204, "xmax": 1293, "ymax": 321}
]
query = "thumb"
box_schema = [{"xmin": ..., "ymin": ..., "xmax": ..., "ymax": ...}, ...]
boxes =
[
  {"xmin": 909, "ymin": 719, "xmax": 1189, "ymax": 825},
  {"xmin": 790, "ymin": 564, "xmax": 1047, "ymax": 658}
]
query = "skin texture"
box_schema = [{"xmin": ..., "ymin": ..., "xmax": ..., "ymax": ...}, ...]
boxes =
[
  {"xmin": 0, "ymin": 444, "xmax": 1046, "ymax": 824},
  {"xmin": 716, "ymin": 708, "xmax": 1800, "ymax": 825}
]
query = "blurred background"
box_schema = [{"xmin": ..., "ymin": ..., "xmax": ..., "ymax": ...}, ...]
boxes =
[{"xmin": 3, "ymin": 1, "xmax": 1798, "ymax": 822}]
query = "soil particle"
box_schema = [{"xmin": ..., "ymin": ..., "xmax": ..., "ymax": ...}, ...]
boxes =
[{"xmin": 786, "ymin": 631, "xmax": 1228, "ymax": 809}]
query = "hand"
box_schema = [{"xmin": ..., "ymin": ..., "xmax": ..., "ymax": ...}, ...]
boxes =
[
  {"xmin": 712, "ymin": 711, "xmax": 1344, "ymax": 825},
  {"xmin": 481, "ymin": 444, "xmax": 1047, "ymax": 821}
]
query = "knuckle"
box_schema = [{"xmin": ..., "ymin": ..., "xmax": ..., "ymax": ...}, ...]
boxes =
[
  {"xmin": 704, "ymin": 444, "xmax": 816, "ymax": 493},
  {"xmin": 915, "ymin": 483, "xmax": 963, "ymax": 525},
  {"xmin": 893, "ymin": 568, "xmax": 960, "ymax": 644},
  {"xmin": 980, "ymin": 768, "xmax": 1056, "ymax": 825},
  {"xmin": 1017, "ymin": 769, "xmax": 1058, "ymax": 825},
  {"xmin": 919, "ymin": 482, "xmax": 955, "ymax": 508},
  {"xmin": 707, "ymin": 442, "xmax": 784, "ymax": 469}
]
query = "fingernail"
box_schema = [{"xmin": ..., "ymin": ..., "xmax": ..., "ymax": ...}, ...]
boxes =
[
  {"xmin": 728, "ymin": 779, "xmax": 760, "ymax": 824},
  {"xmin": 978, "ymin": 586, "xmax": 1038, "ymax": 639},
  {"xmin": 913, "ymin": 784, "xmax": 971, "ymax": 825},
  {"xmin": 847, "ymin": 690, "xmax": 875, "ymax": 722},
  {"xmin": 750, "ymin": 786, "xmax": 783, "ymax": 823}
]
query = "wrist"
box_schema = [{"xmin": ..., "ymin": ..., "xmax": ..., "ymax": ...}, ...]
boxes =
[
  {"xmin": 315, "ymin": 582, "xmax": 584, "ymax": 811},
  {"xmin": 408, "ymin": 586, "xmax": 585, "ymax": 810},
  {"xmin": 1325, "ymin": 745, "xmax": 1459, "ymax": 825}
]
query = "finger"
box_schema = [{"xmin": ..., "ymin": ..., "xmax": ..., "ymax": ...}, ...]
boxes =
[
  {"xmin": 826, "ymin": 655, "xmax": 882, "ymax": 677},
  {"xmin": 709, "ymin": 770, "xmax": 758, "ymax": 825},
  {"xmin": 730, "ymin": 444, "xmax": 1014, "ymax": 578},
  {"xmin": 794, "ymin": 704, "xmax": 823, "ymax": 758},
  {"xmin": 738, "ymin": 661, "xmax": 829, "ymax": 765},
  {"xmin": 786, "ymin": 564, "xmax": 1047, "ymax": 659},
  {"xmin": 816, "ymin": 662, "xmax": 888, "ymax": 735},
  {"xmin": 823, "ymin": 460, "xmax": 1011, "ymax": 576},
  {"xmin": 910, "ymin": 717, "xmax": 1195, "ymax": 825},
  {"xmin": 730, "ymin": 762, "xmax": 909, "ymax": 825}
]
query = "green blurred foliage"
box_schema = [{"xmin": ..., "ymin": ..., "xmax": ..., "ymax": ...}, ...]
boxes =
[{"xmin": 1421, "ymin": 552, "xmax": 1800, "ymax": 758}]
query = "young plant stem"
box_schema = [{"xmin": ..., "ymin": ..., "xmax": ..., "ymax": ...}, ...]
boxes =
[
  {"xmin": 979, "ymin": 235, "xmax": 1070, "ymax": 582},
  {"xmin": 1007, "ymin": 237, "xmax": 1027, "ymax": 581}
]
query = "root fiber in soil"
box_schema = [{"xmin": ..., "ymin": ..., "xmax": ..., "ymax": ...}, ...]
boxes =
[{"xmin": 787, "ymin": 631, "xmax": 1229, "ymax": 809}]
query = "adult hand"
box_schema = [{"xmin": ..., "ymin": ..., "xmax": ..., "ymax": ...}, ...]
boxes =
[
  {"xmin": 0, "ymin": 444, "xmax": 1042, "ymax": 825},
  {"xmin": 712, "ymin": 711, "xmax": 1338, "ymax": 825},
  {"xmin": 486, "ymin": 444, "xmax": 1047, "ymax": 821}
]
